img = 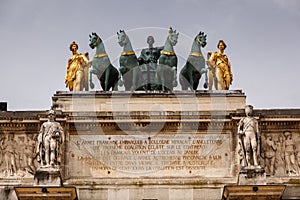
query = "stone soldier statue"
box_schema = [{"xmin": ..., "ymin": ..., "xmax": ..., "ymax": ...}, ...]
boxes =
[
  {"xmin": 238, "ymin": 105, "xmax": 261, "ymax": 167},
  {"xmin": 37, "ymin": 109, "xmax": 64, "ymax": 168}
]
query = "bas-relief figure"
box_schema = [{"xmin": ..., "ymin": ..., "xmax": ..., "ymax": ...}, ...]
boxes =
[
  {"xmin": 89, "ymin": 32, "xmax": 120, "ymax": 91},
  {"xmin": 37, "ymin": 110, "xmax": 64, "ymax": 168},
  {"xmin": 254, "ymin": 132, "xmax": 300, "ymax": 177},
  {"xmin": 138, "ymin": 36, "xmax": 164, "ymax": 91},
  {"xmin": 2, "ymin": 134, "xmax": 17, "ymax": 176},
  {"xmin": 262, "ymin": 133, "xmax": 276, "ymax": 175},
  {"xmin": 156, "ymin": 27, "xmax": 179, "ymax": 91},
  {"xmin": 24, "ymin": 134, "xmax": 37, "ymax": 174},
  {"xmin": 65, "ymin": 41, "xmax": 91, "ymax": 91},
  {"xmin": 208, "ymin": 40, "xmax": 233, "ymax": 90},
  {"xmin": 179, "ymin": 31, "xmax": 208, "ymax": 90},
  {"xmin": 274, "ymin": 134, "xmax": 285, "ymax": 176},
  {"xmin": 117, "ymin": 30, "xmax": 145, "ymax": 91},
  {"xmin": 284, "ymin": 131, "xmax": 299, "ymax": 176},
  {"xmin": 0, "ymin": 133, "xmax": 37, "ymax": 178},
  {"xmin": 238, "ymin": 105, "xmax": 260, "ymax": 168}
]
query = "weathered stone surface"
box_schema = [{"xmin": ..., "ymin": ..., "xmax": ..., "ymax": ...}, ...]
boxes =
[
  {"xmin": 34, "ymin": 168, "xmax": 62, "ymax": 186},
  {"xmin": 52, "ymin": 90, "xmax": 246, "ymax": 113},
  {"xmin": 222, "ymin": 185, "xmax": 286, "ymax": 200},
  {"xmin": 238, "ymin": 167, "xmax": 266, "ymax": 185},
  {"xmin": 68, "ymin": 134, "xmax": 231, "ymax": 178},
  {"xmin": 1, "ymin": 91, "xmax": 300, "ymax": 199},
  {"xmin": 14, "ymin": 186, "xmax": 77, "ymax": 199}
]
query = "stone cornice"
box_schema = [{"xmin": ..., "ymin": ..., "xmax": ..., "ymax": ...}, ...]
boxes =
[{"xmin": 53, "ymin": 90, "xmax": 246, "ymax": 98}]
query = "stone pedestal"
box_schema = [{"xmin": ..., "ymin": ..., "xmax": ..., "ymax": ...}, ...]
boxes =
[
  {"xmin": 1, "ymin": 89, "xmax": 300, "ymax": 199},
  {"xmin": 51, "ymin": 90, "xmax": 247, "ymax": 199},
  {"xmin": 15, "ymin": 186, "xmax": 77, "ymax": 200},
  {"xmin": 222, "ymin": 185, "xmax": 286, "ymax": 200},
  {"xmin": 52, "ymin": 90, "xmax": 246, "ymax": 113},
  {"xmin": 34, "ymin": 167, "xmax": 62, "ymax": 187},
  {"xmin": 222, "ymin": 167, "xmax": 286, "ymax": 200},
  {"xmin": 238, "ymin": 166, "xmax": 266, "ymax": 185}
]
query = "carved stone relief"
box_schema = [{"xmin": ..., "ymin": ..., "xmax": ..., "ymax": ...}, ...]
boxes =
[
  {"xmin": 261, "ymin": 132, "xmax": 300, "ymax": 177},
  {"xmin": 0, "ymin": 133, "xmax": 37, "ymax": 178}
]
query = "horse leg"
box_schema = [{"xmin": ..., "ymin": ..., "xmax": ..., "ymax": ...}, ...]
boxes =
[
  {"xmin": 194, "ymin": 78, "xmax": 200, "ymax": 90},
  {"xmin": 162, "ymin": 68, "xmax": 169, "ymax": 91},
  {"xmin": 187, "ymin": 67, "xmax": 193, "ymax": 91},
  {"xmin": 118, "ymin": 68, "xmax": 124, "ymax": 87},
  {"xmin": 130, "ymin": 67, "xmax": 137, "ymax": 91},
  {"xmin": 155, "ymin": 65, "xmax": 162, "ymax": 91},
  {"xmin": 113, "ymin": 69, "xmax": 119, "ymax": 91},
  {"xmin": 179, "ymin": 71, "xmax": 187, "ymax": 90},
  {"xmin": 89, "ymin": 69, "xmax": 97, "ymax": 89},
  {"xmin": 200, "ymin": 68, "xmax": 208, "ymax": 89},
  {"xmin": 161, "ymin": 73, "xmax": 165, "ymax": 91},
  {"xmin": 119, "ymin": 66, "xmax": 126, "ymax": 89},
  {"xmin": 158, "ymin": 67, "xmax": 166, "ymax": 91},
  {"xmin": 113, "ymin": 81, "xmax": 119, "ymax": 91},
  {"xmin": 83, "ymin": 64, "xmax": 90, "ymax": 91},
  {"xmin": 172, "ymin": 66, "xmax": 178, "ymax": 89},
  {"xmin": 104, "ymin": 68, "xmax": 110, "ymax": 91},
  {"xmin": 181, "ymin": 80, "xmax": 188, "ymax": 90}
]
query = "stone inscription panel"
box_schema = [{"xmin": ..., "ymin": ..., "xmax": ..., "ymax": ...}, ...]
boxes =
[{"xmin": 68, "ymin": 134, "xmax": 231, "ymax": 178}]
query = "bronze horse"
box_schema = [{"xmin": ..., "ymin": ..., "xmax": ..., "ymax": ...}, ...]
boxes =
[
  {"xmin": 179, "ymin": 31, "xmax": 208, "ymax": 90},
  {"xmin": 156, "ymin": 27, "xmax": 179, "ymax": 91},
  {"xmin": 89, "ymin": 32, "xmax": 120, "ymax": 91}
]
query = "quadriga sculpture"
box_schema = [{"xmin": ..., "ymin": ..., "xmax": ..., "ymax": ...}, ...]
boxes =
[
  {"xmin": 156, "ymin": 27, "xmax": 179, "ymax": 91},
  {"xmin": 117, "ymin": 30, "xmax": 145, "ymax": 91},
  {"xmin": 179, "ymin": 31, "xmax": 208, "ymax": 90},
  {"xmin": 89, "ymin": 32, "xmax": 120, "ymax": 91}
]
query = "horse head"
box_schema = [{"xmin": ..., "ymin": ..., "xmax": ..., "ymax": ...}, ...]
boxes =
[
  {"xmin": 196, "ymin": 31, "xmax": 207, "ymax": 48},
  {"xmin": 89, "ymin": 32, "xmax": 101, "ymax": 49},
  {"xmin": 168, "ymin": 27, "xmax": 179, "ymax": 46},
  {"xmin": 117, "ymin": 30, "xmax": 128, "ymax": 47}
]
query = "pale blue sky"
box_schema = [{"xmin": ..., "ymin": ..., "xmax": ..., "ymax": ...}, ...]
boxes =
[{"xmin": 0, "ymin": 0, "xmax": 300, "ymax": 110}]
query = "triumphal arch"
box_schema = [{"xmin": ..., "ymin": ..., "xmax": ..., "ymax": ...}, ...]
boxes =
[{"xmin": 1, "ymin": 29, "xmax": 300, "ymax": 199}]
